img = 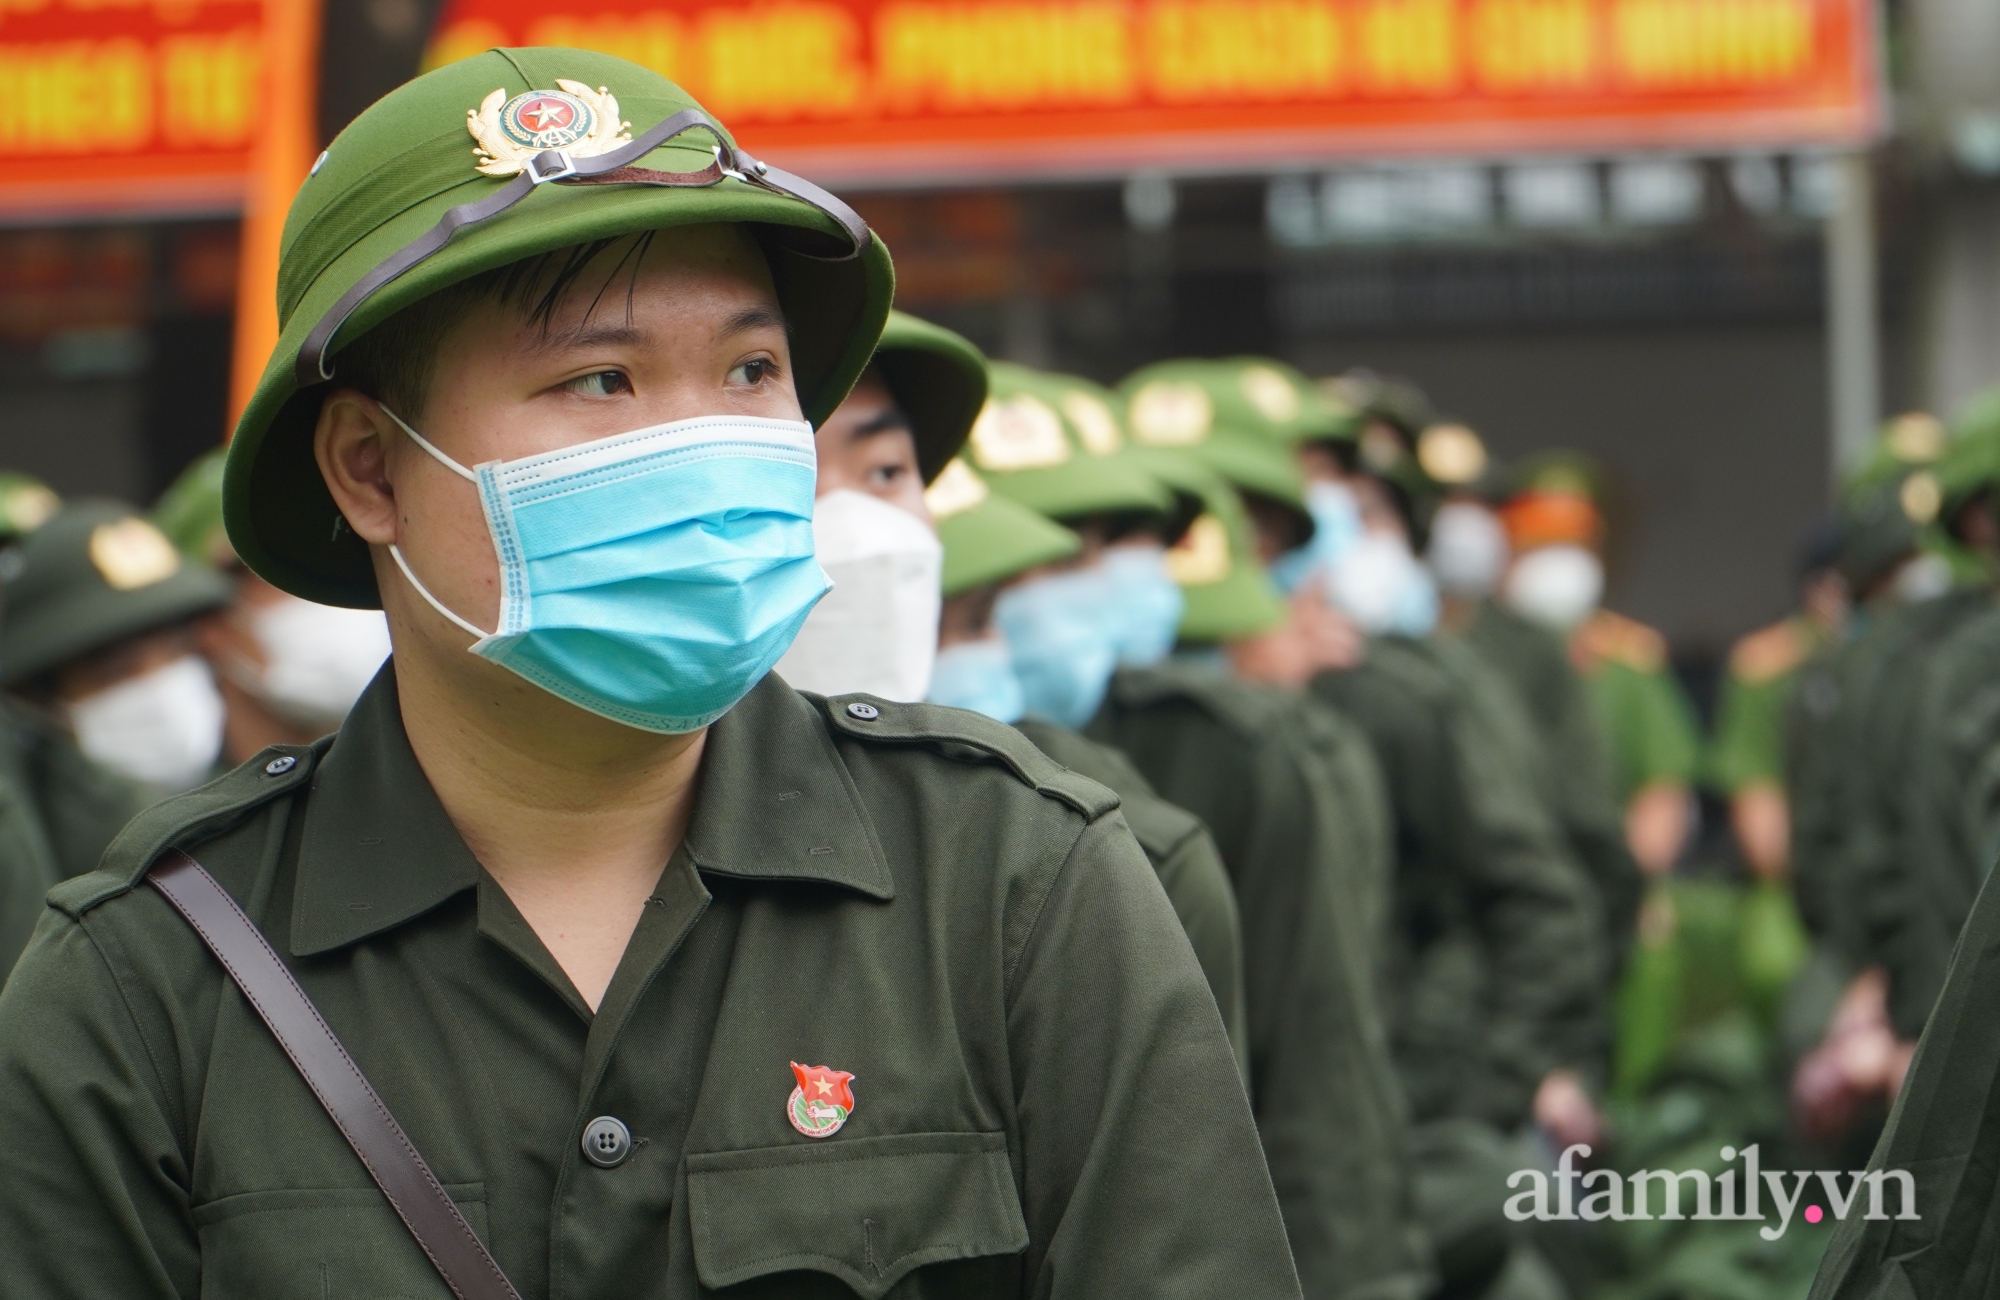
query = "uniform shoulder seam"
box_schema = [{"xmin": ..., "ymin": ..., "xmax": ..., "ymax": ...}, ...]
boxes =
[
  {"xmin": 818, "ymin": 694, "xmax": 1120, "ymax": 820},
  {"xmin": 54, "ymin": 741, "xmax": 324, "ymax": 918}
]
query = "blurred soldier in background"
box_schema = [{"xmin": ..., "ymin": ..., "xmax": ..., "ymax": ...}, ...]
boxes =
[
  {"xmin": 1785, "ymin": 415, "xmax": 1973, "ymax": 1145},
  {"xmin": 968, "ymin": 359, "xmax": 1432, "ymax": 1300},
  {"xmin": 0, "ymin": 499, "xmax": 222, "ymax": 969},
  {"xmin": 1495, "ymin": 456, "xmax": 1702, "ymax": 880},
  {"xmin": 154, "ymin": 448, "xmax": 391, "ymax": 766},
  {"xmin": 0, "ymin": 499, "xmax": 231, "ymax": 795},
  {"xmin": 1707, "ymin": 525, "xmax": 1848, "ymax": 885},
  {"xmin": 1806, "ymin": 401, "xmax": 2000, "ymax": 1300}
]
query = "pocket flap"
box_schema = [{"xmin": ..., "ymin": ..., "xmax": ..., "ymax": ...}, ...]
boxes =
[{"xmin": 687, "ymin": 1131, "xmax": 1027, "ymax": 1298}]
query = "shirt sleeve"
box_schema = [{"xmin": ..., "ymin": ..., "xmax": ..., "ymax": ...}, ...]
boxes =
[
  {"xmin": 1148, "ymin": 821, "xmax": 1251, "ymax": 1086},
  {"xmin": 1005, "ymin": 812, "xmax": 1302, "ymax": 1300},
  {"xmin": 1440, "ymin": 687, "xmax": 1607, "ymax": 1123},
  {"xmin": 0, "ymin": 905, "xmax": 198, "ymax": 1299}
]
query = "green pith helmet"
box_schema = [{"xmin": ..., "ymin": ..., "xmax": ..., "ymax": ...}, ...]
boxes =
[
  {"xmin": 1129, "ymin": 446, "xmax": 1287, "ymax": 642},
  {"xmin": 969, "ymin": 362, "xmax": 1174, "ymax": 523},
  {"xmin": 1118, "ymin": 358, "xmax": 1314, "ymax": 519},
  {"xmin": 0, "ymin": 500, "xmax": 232, "ymax": 687},
  {"xmin": 1843, "ymin": 411, "xmax": 1949, "ymax": 509},
  {"xmin": 0, "ymin": 473, "xmax": 59, "ymax": 544},
  {"xmin": 923, "ymin": 458, "xmax": 1080, "ymax": 597},
  {"xmin": 871, "ymin": 310, "xmax": 987, "ymax": 485},
  {"xmin": 226, "ymin": 46, "xmax": 895, "ymax": 609},
  {"xmin": 153, "ymin": 447, "xmax": 235, "ymax": 568}
]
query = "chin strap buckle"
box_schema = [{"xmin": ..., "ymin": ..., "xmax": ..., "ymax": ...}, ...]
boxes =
[{"xmin": 526, "ymin": 149, "xmax": 578, "ymax": 185}]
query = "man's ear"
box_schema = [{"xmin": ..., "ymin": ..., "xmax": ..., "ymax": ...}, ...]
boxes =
[{"xmin": 314, "ymin": 389, "xmax": 399, "ymax": 546}]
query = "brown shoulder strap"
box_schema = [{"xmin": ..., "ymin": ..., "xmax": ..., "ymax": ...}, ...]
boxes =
[{"xmin": 148, "ymin": 849, "xmax": 522, "ymax": 1300}]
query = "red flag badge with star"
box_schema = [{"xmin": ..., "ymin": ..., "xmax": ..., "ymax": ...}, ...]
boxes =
[{"xmin": 788, "ymin": 1062, "xmax": 855, "ymax": 1139}]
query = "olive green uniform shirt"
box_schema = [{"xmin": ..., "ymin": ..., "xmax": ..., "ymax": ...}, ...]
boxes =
[
  {"xmin": 1459, "ymin": 602, "xmax": 1640, "ymax": 965},
  {"xmin": 1086, "ymin": 663, "xmax": 1432, "ymax": 1300},
  {"xmin": 0, "ymin": 694, "xmax": 154, "ymax": 975},
  {"xmin": 1706, "ymin": 616, "xmax": 1823, "ymax": 798},
  {"xmin": 1857, "ymin": 589, "xmax": 2000, "ymax": 1036},
  {"xmin": 0, "ymin": 672, "xmax": 1299, "ymax": 1300},
  {"xmin": 1792, "ymin": 591, "xmax": 1986, "ymax": 1016},
  {"xmin": 1012, "ymin": 717, "xmax": 1249, "ymax": 1080},
  {"xmin": 1311, "ymin": 638, "xmax": 1606, "ymax": 1126}
]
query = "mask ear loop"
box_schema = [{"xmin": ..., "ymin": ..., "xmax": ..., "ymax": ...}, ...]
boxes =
[{"xmin": 379, "ymin": 407, "xmax": 496, "ymax": 644}]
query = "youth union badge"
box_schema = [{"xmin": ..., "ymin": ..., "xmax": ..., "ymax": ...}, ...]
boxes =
[
  {"xmin": 788, "ymin": 1062, "xmax": 855, "ymax": 1139},
  {"xmin": 466, "ymin": 80, "xmax": 632, "ymax": 177}
]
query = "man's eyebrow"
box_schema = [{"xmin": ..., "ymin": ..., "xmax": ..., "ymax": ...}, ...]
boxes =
[
  {"xmin": 851, "ymin": 409, "xmax": 912, "ymax": 438},
  {"xmin": 722, "ymin": 304, "xmax": 790, "ymax": 338},
  {"xmin": 527, "ymin": 321, "xmax": 650, "ymax": 355}
]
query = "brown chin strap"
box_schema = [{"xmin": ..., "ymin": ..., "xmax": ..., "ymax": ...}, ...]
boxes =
[{"xmin": 295, "ymin": 108, "xmax": 872, "ymax": 390}]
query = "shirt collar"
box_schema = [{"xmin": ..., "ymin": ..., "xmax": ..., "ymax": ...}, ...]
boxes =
[{"xmin": 291, "ymin": 671, "xmax": 890, "ymax": 958}]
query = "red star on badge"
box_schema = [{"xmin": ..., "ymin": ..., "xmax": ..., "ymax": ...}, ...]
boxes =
[{"xmin": 521, "ymin": 98, "xmax": 571, "ymax": 131}]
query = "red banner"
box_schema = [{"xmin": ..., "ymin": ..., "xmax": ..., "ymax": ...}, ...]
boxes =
[
  {"xmin": 0, "ymin": 0, "xmax": 265, "ymax": 217},
  {"xmin": 428, "ymin": 0, "xmax": 1881, "ymax": 183}
]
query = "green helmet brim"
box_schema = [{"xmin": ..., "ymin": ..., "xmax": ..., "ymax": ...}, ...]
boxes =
[{"xmin": 873, "ymin": 311, "xmax": 987, "ymax": 485}]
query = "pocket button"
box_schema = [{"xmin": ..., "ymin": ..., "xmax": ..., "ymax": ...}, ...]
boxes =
[{"xmin": 581, "ymin": 1116, "xmax": 632, "ymax": 1168}]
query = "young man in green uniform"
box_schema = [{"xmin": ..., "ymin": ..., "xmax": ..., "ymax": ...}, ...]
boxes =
[
  {"xmin": 0, "ymin": 51, "xmax": 1297, "ymax": 1298},
  {"xmin": 967, "ymin": 361, "xmax": 1432, "ymax": 1300}
]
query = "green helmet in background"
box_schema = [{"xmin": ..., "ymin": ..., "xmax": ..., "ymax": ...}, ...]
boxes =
[
  {"xmin": 0, "ymin": 473, "xmax": 60, "ymax": 546},
  {"xmin": 0, "ymin": 500, "xmax": 231, "ymax": 688},
  {"xmin": 969, "ymin": 362, "xmax": 1174, "ymax": 524},
  {"xmin": 872, "ymin": 311, "xmax": 988, "ymax": 485},
  {"xmin": 153, "ymin": 447, "xmax": 234, "ymax": 568},
  {"xmin": 925, "ymin": 458, "xmax": 1081, "ymax": 598},
  {"xmin": 1119, "ymin": 357, "xmax": 1321, "ymax": 540},
  {"xmin": 1843, "ymin": 411, "xmax": 1948, "ymax": 510},
  {"xmin": 1126, "ymin": 447, "xmax": 1287, "ymax": 642},
  {"xmin": 225, "ymin": 46, "xmax": 894, "ymax": 610}
]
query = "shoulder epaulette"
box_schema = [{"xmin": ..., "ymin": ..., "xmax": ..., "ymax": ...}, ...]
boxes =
[
  {"xmin": 49, "ymin": 740, "xmax": 324, "ymax": 918},
  {"xmin": 822, "ymin": 694, "xmax": 1120, "ymax": 820},
  {"xmin": 1571, "ymin": 609, "xmax": 1667, "ymax": 675},
  {"xmin": 1729, "ymin": 619, "xmax": 1808, "ymax": 685}
]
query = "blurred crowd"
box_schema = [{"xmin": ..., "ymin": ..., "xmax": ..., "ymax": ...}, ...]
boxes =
[{"xmin": 2, "ymin": 313, "xmax": 1994, "ymax": 1300}]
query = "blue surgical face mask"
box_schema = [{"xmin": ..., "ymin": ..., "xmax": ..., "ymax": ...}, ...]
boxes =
[
  {"xmin": 385, "ymin": 408, "xmax": 829, "ymax": 733},
  {"xmin": 1098, "ymin": 543, "xmax": 1186, "ymax": 667},
  {"xmin": 994, "ymin": 569, "xmax": 1119, "ymax": 730},
  {"xmin": 926, "ymin": 638, "xmax": 1026, "ymax": 723},
  {"xmin": 1271, "ymin": 480, "xmax": 1363, "ymax": 594}
]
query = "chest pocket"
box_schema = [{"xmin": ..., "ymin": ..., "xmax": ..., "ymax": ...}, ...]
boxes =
[
  {"xmin": 686, "ymin": 1131, "xmax": 1028, "ymax": 1299},
  {"xmin": 193, "ymin": 1183, "xmax": 486, "ymax": 1299}
]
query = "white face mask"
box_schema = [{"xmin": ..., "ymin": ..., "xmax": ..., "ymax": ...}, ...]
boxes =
[
  {"xmin": 1504, "ymin": 544, "xmax": 1605, "ymax": 631},
  {"xmin": 772, "ymin": 489, "xmax": 942, "ymax": 702},
  {"xmin": 68, "ymin": 654, "xmax": 225, "ymax": 792},
  {"xmin": 1427, "ymin": 501, "xmax": 1510, "ymax": 597},
  {"xmin": 1890, "ymin": 551, "xmax": 1952, "ymax": 605},
  {"xmin": 1328, "ymin": 530, "xmax": 1440, "ymax": 637},
  {"xmin": 232, "ymin": 595, "xmax": 392, "ymax": 732}
]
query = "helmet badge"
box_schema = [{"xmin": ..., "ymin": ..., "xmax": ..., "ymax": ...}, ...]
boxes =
[{"xmin": 467, "ymin": 80, "xmax": 632, "ymax": 177}]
